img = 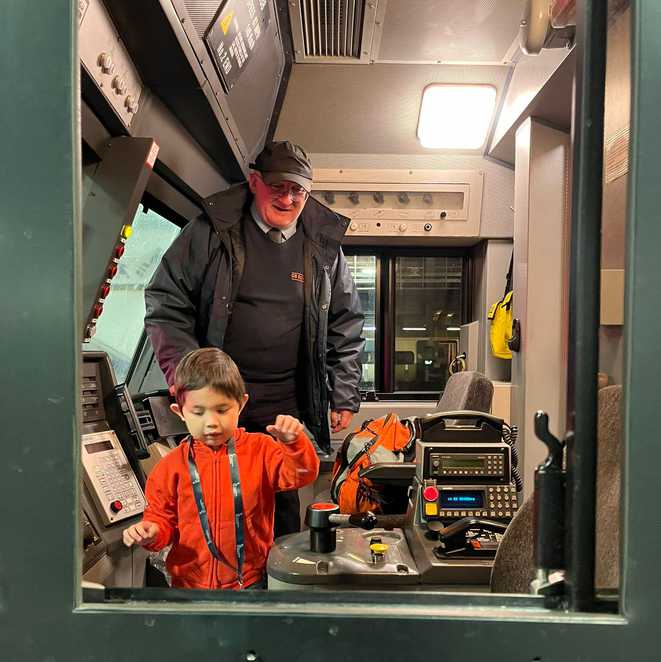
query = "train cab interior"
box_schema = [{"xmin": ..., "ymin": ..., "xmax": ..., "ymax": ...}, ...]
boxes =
[{"xmin": 73, "ymin": 0, "xmax": 628, "ymax": 611}]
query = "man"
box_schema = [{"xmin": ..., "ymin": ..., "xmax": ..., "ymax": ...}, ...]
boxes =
[{"xmin": 144, "ymin": 140, "xmax": 364, "ymax": 537}]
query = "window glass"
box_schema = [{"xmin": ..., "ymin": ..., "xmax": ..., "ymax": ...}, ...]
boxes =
[
  {"xmin": 85, "ymin": 206, "xmax": 180, "ymax": 382},
  {"xmin": 346, "ymin": 254, "xmax": 377, "ymax": 391},
  {"xmin": 394, "ymin": 256, "xmax": 462, "ymax": 392}
]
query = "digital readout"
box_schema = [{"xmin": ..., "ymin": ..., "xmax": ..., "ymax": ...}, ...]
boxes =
[
  {"xmin": 442, "ymin": 457, "xmax": 485, "ymax": 469},
  {"xmin": 85, "ymin": 440, "xmax": 113, "ymax": 454},
  {"xmin": 440, "ymin": 490, "xmax": 484, "ymax": 508}
]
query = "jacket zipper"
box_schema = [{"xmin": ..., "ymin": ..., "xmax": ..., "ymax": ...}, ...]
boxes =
[{"xmin": 211, "ymin": 452, "xmax": 220, "ymax": 588}]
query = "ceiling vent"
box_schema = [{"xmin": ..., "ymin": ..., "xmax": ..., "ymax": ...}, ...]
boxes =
[{"xmin": 289, "ymin": 0, "xmax": 379, "ymax": 63}]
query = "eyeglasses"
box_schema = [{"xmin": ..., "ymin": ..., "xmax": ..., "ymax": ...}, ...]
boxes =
[{"xmin": 260, "ymin": 177, "xmax": 309, "ymax": 202}]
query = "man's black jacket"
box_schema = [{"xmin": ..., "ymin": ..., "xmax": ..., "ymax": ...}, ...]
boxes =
[{"xmin": 144, "ymin": 182, "xmax": 365, "ymax": 452}]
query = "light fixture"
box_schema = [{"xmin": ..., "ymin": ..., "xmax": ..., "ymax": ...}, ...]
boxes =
[
  {"xmin": 417, "ymin": 84, "xmax": 497, "ymax": 149},
  {"xmin": 402, "ymin": 327, "xmax": 427, "ymax": 331},
  {"xmin": 447, "ymin": 326, "xmax": 461, "ymax": 332}
]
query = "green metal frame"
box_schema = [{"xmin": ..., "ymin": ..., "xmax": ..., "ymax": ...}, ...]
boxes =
[{"xmin": 2, "ymin": 1, "xmax": 661, "ymax": 660}]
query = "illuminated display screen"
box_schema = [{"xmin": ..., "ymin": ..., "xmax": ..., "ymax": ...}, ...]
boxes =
[
  {"xmin": 85, "ymin": 440, "xmax": 113, "ymax": 454},
  {"xmin": 440, "ymin": 490, "xmax": 484, "ymax": 508},
  {"xmin": 443, "ymin": 457, "xmax": 485, "ymax": 469}
]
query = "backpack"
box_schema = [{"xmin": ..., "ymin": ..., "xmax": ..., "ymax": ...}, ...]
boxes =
[{"xmin": 330, "ymin": 414, "xmax": 416, "ymax": 514}]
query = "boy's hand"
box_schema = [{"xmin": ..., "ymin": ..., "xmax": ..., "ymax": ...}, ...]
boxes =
[
  {"xmin": 123, "ymin": 521, "xmax": 160, "ymax": 548},
  {"xmin": 266, "ymin": 415, "xmax": 304, "ymax": 444}
]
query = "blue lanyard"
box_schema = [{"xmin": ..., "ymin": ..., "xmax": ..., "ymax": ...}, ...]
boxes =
[{"xmin": 186, "ymin": 437, "xmax": 245, "ymax": 586}]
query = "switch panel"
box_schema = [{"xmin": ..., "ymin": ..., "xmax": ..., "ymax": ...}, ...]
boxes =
[{"xmin": 78, "ymin": 0, "xmax": 143, "ymax": 129}]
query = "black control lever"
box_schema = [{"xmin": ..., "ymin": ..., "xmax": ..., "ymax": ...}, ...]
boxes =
[
  {"xmin": 533, "ymin": 411, "xmax": 566, "ymax": 573},
  {"xmin": 329, "ymin": 512, "xmax": 408, "ymax": 531},
  {"xmin": 114, "ymin": 384, "xmax": 150, "ymax": 460}
]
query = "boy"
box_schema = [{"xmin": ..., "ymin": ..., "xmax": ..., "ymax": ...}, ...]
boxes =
[{"xmin": 123, "ymin": 347, "xmax": 320, "ymax": 590}]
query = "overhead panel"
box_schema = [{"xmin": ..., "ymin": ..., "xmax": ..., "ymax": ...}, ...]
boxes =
[
  {"xmin": 375, "ymin": 0, "xmax": 526, "ymax": 64},
  {"xmin": 180, "ymin": 0, "xmax": 285, "ymax": 160},
  {"xmin": 289, "ymin": 0, "xmax": 379, "ymax": 63}
]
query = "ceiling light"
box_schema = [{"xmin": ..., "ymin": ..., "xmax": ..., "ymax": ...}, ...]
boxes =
[{"xmin": 417, "ymin": 84, "xmax": 497, "ymax": 149}]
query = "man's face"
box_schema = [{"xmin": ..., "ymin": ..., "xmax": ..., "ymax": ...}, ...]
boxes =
[{"xmin": 249, "ymin": 172, "xmax": 309, "ymax": 229}]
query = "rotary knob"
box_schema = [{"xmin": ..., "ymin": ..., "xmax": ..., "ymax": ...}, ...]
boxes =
[
  {"xmin": 125, "ymin": 95, "xmax": 139, "ymax": 114},
  {"xmin": 112, "ymin": 76, "xmax": 127, "ymax": 94},
  {"xmin": 97, "ymin": 52, "xmax": 115, "ymax": 74},
  {"xmin": 399, "ymin": 223, "xmax": 407, "ymax": 231},
  {"xmin": 350, "ymin": 223, "xmax": 358, "ymax": 231}
]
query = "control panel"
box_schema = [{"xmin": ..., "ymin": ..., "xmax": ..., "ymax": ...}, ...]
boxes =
[
  {"xmin": 81, "ymin": 430, "xmax": 145, "ymax": 526},
  {"xmin": 78, "ymin": 0, "xmax": 143, "ymax": 128},
  {"xmin": 312, "ymin": 169, "xmax": 484, "ymax": 240},
  {"xmin": 420, "ymin": 483, "xmax": 519, "ymax": 521},
  {"xmin": 81, "ymin": 137, "xmax": 159, "ymax": 342}
]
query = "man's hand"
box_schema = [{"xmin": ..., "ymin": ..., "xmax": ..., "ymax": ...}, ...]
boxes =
[
  {"xmin": 330, "ymin": 409, "xmax": 353, "ymax": 434},
  {"xmin": 266, "ymin": 415, "xmax": 304, "ymax": 444},
  {"xmin": 123, "ymin": 521, "xmax": 160, "ymax": 548}
]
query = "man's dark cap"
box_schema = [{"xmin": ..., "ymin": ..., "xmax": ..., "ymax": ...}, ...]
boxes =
[{"xmin": 250, "ymin": 140, "xmax": 313, "ymax": 192}]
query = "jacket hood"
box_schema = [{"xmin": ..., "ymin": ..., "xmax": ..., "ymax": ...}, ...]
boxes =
[{"xmin": 202, "ymin": 182, "xmax": 350, "ymax": 247}]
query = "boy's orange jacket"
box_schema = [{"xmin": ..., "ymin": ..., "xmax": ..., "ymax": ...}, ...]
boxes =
[{"xmin": 142, "ymin": 428, "xmax": 319, "ymax": 589}]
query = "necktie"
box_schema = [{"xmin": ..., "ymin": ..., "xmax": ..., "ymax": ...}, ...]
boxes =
[{"xmin": 267, "ymin": 228, "xmax": 284, "ymax": 244}]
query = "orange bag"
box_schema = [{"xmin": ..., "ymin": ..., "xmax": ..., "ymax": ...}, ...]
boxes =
[{"xmin": 330, "ymin": 414, "xmax": 416, "ymax": 514}]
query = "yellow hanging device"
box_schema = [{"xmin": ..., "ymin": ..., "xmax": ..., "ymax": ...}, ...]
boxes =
[{"xmin": 488, "ymin": 254, "xmax": 514, "ymax": 360}]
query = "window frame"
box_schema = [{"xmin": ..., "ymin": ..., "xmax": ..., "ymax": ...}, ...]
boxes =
[
  {"xmin": 9, "ymin": 2, "xmax": 661, "ymax": 659},
  {"xmin": 344, "ymin": 246, "xmax": 471, "ymax": 399}
]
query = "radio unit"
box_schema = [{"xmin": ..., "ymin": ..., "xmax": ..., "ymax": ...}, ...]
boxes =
[{"xmin": 425, "ymin": 444, "xmax": 510, "ymax": 483}]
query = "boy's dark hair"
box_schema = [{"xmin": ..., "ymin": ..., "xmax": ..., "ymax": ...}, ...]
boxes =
[{"xmin": 174, "ymin": 348, "xmax": 246, "ymax": 407}]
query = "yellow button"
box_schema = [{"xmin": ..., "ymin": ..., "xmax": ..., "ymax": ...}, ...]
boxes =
[
  {"xmin": 425, "ymin": 503, "xmax": 438, "ymax": 516},
  {"xmin": 369, "ymin": 543, "xmax": 388, "ymax": 554},
  {"xmin": 120, "ymin": 224, "xmax": 133, "ymax": 239}
]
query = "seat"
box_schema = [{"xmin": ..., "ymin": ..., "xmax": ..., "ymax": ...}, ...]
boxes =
[
  {"xmin": 435, "ymin": 370, "xmax": 494, "ymax": 414},
  {"xmin": 490, "ymin": 384, "xmax": 622, "ymax": 593}
]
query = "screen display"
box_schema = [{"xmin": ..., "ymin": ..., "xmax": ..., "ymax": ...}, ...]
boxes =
[
  {"xmin": 440, "ymin": 490, "xmax": 484, "ymax": 508},
  {"xmin": 443, "ymin": 457, "xmax": 485, "ymax": 470},
  {"xmin": 85, "ymin": 440, "xmax": 113, "ymax": 454}
]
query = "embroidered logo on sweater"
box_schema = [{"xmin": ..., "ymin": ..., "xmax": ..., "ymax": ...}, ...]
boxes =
[{"xmin": 290, "ymin": 272, "xmax": 304, "ymax": 283}]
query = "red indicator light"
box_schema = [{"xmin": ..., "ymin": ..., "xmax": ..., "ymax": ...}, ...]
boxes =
[
  {"xmin": 107, "ymin": 264, "xmax": 118, "ymax": 279},
  {"xmin": 93, "ymin": 303, "xmax": 104, "ymax": 318},
  {"xmin": 100, "ymin": 283, "xmax": 111, "ymax": 299},
  {"xmin": 115, "ymin": 244, "xmax": 125, "ymax": 259}
]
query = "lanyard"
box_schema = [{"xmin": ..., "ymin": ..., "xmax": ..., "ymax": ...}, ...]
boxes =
[{"xmin": 186, "ymin": 436, "xmax": 245, "ymax": 586}]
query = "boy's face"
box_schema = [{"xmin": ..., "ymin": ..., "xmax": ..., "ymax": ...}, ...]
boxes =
[{"xmin": 170, "ymin": 386, "xmax": 248, "ymax": 449}]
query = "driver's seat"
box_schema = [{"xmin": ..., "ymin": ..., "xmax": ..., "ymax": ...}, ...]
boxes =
[{"xmin": 490, "ymin": 384, "xmax": 622, "ymax": 593}]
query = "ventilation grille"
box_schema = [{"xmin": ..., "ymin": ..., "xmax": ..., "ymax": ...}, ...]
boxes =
[
  {"xmin": 299, "ymin": 0, "xmax": 365, "ymax": 58},
  {"xmin": 182, "ymin": 1, "xmax": 224, "ymax": 39}
]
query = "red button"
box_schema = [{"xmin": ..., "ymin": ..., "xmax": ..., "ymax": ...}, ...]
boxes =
[
  {"xmin": 311, "ymin": 502, "xmax": 338, "ymax": 511},
  {"xmin": 93, "ymin": 302, "xmax": 104, "ymax": 318},
  {"xmin": 100, "ymin": 283, "xmax": 111, "ymax": 299},
  {"xmin": 115, "ymin": 244, "xmax": 125, "ymax": 259},
  {"xmin": 107, "ymin": 263, "xmax": 118, "ymax": 279},
  {"xmin": 110, "ymin": 500, "xmax": 123, "ymax": 513},
  {"xmin": 423, "ymin": 486, "xmax": 439, "ymax": 502}
]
